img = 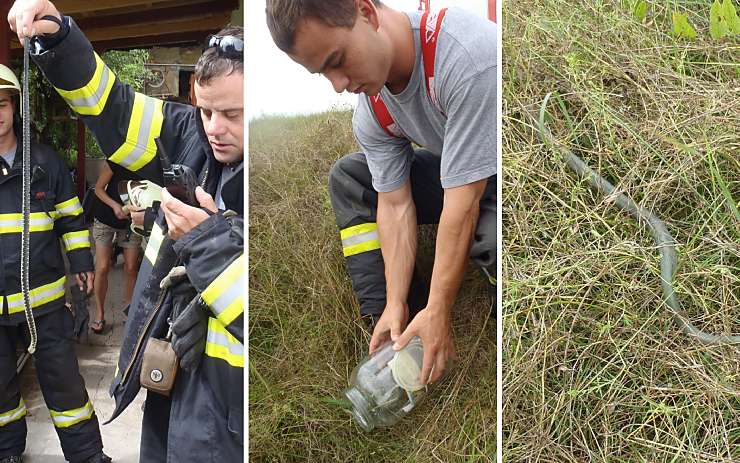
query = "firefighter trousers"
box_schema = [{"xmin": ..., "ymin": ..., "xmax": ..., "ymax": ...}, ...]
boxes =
[
  {"xmin": 139, "ymin": 367, "xmax": 242, "ymax": 462},
  {"xmin": 0, "ymin": 307, "xmax": 103, "ymax": 462},
  {"xmin": 328, "ymin": 149, "xmax": 496, "ymax": 318}
]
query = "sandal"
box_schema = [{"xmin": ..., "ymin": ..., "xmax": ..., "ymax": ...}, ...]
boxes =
[{"xmin": 90, "ymin": 319, "xmax": 105, "ymax": 334}]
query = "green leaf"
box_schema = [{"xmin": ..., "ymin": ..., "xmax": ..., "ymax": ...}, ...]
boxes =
[
  {"xmin": 633, "ymin": 0, "xmax": 648, "ymax": 21},
  {"xmin": 723, "ymin": 0, "xmax": 740, "ymax": 34},
  {"xmin": 710, "ymin": 0, "xmax": 729, "ymax": 38},
  {"xmin": 672, "ymin": 12, "xmax": 697, "ymax": 39}
]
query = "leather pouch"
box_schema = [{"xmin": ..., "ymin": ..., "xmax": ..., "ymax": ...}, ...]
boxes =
[{"xmin": 140, "ymin": 338, "xmax": 179, "ymax": 397}]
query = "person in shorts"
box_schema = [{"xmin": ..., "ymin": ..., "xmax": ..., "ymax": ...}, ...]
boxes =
[{"xmin": 91, "ymin": 161, "xmax": 141, "ymax": 333}]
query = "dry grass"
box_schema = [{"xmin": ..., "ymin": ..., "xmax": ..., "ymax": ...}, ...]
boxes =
[
  {"xmin": 249, "ymin": 110, "xmax": 495, "ymax": 462},
  {"xmin": 503, "ymin": 1, "xmax": 739, "ymax": 461}
]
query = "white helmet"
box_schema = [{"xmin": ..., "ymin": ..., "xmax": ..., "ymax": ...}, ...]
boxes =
[{"xmin": 0, "ymin": 64, "xmax": 20, "ymax": 95}]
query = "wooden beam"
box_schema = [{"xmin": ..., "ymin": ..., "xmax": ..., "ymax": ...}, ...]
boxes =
[
  {"xmin": 9, "ymin": 30, "xmax": 217, "ymax": 57},
  {"xmin": 56, "ymin": 0, "xmax": 190, "ymax": 14},
  {"xmin": 9, "ymin": 13, "xmax": 231, "ymax": 49},
  {"xmin": 73, "ymin": 1, "xmax": 237, "ymax": 30},
  {"xmin": 0, "ymin": 2, "xmax": 10, "ymax": 65},
  {"xmin": 92, "ymin": 31, "xmax": 216, "ymax": 51}
]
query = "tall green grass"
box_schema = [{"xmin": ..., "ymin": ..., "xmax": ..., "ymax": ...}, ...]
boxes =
[
  {"xmin": 249, "ymin": 110, "xmax": 495, "ymax": 462},
  {"xmin": 503, "ymin": 1, "xmax": 739, "ymax": 461}
]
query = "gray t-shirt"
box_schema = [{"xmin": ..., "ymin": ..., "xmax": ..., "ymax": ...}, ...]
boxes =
[
  {"xmin": 1, "ymin": 143, "xmax": 16, "ymax": 169},
  {"xmin": 352, "ymin": 7, "xmax": 497, "ymax": 192}
]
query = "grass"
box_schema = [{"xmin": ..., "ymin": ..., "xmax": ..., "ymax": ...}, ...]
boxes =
[
  {"xmin": 249, "ymin": 110, "xmax": 495, "ymax": 462},
  {"xmin": 503, "ymin": 0, "xmax": 739, "ymax": 461}
]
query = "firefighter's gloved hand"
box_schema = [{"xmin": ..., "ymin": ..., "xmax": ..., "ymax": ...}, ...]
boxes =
[{"xmin": 171, "ymin": 297, "xmax": 207, "ymax": 372}]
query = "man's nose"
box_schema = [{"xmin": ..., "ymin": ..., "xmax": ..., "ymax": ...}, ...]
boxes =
[
  {"xmin": 206, "ymin": 112, "xmax": 227, "ymax": 136},
  {"xmin": 324, "ymin": 69, "xmax": 350, "ymax": 93}
]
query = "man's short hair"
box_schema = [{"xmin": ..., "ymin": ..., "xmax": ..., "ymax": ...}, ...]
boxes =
[
  {"xmin": 266, "ymin": 0, "xmax": 382, "ymax": 53},
  {"xmin": 195, "ymin": 25, "xmax": 244, "ymax": 86}
]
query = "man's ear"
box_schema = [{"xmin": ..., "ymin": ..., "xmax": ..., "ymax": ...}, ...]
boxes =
[{"xmin": 357, "ymin": 0, "xmax": 381, "ymax": 30}]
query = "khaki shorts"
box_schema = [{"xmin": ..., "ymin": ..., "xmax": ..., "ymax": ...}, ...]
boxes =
[{"xmin": 93, "ymin": 219, "xmax": 142, "ymax": 249}]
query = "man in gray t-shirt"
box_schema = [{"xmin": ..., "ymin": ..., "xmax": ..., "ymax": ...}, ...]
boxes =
[{"xmin": 267, "ymin": 0, "xmax": 496, "ymax": 384}]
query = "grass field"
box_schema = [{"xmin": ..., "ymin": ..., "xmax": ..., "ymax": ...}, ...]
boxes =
[
  {"xmin": 503, "ymin": 1, "xmax": 739, "ymax": 461},
  {"xmin": 249, "ymin": 110, "xmax": 495, "ymax": 462}
]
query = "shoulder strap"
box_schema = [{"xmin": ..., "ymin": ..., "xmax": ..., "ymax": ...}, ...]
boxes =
[
  {"xmin": 368, "ymin": 95, "xmax": 403, "ymax": 138},
  {"xmin": 420, "ymin": 8, "xmax": 447, "ymax": 113},
  {"xmin": 368, "ymin": 8, "xmax": 448, "ymax": 139}
]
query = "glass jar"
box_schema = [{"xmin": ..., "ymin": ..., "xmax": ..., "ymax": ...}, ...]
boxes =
[{"xmin": 344, "ymin": 336, "xmax": 426, "ymax": 431}]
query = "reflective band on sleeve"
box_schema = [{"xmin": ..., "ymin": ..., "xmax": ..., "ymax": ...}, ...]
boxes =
[
  {"xmin": 62, "ymin": 230, "xmax": 91, "ymax": 251},
  {"xmin": 201, "ymin": 254, "xmax": 243, "ymax": 327},
  {"xmin": 144, "ymin": 222, "xmax": 164, "ymax": 264},
  {"xmin": 109, "ymin": 93, "xmax": 164, "ymax": 172},
  {"xmin": 0, "ymin": 399, "xmax": 27, "ymax": 427},
  {"xmin": 7, "ymin": 276, "xmax": 67, "ymax": 314},
  {"xmin": 205, "ymin": 317, "xmax": 244, "ymax": 368},
  {"xmin": 54, "ymin": 53, "xmax": 115, "ymax": 116},
  {"xmin": 55, "ymin": 197, "xmax": 84, "ymax": 218},
  {"xmin": 340, "ymin": 222, "xmax": 381, "ymax": 257},
  {"xmin": 49, "ymin": 400, "xmax": 95, "ymax": 429},
  {"xmin": 0, "ymin": 212, "xmax": 55, "ymax": 233}
]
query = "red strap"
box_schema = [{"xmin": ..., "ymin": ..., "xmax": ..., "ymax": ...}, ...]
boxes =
[
  {"xmin": 420, "ymin": 8, "xmax": 447, "ymax": 112},
  {"xmin": 489, "ymin": 0, "xmax": 496, "ymax": 22},
  {"xmin": 369, "ymin": 95, "xmax": 401, "ymax": 138},
  {"xmin": 419, "ymin": 0, "xmax": 429, "ymax": 13},
  {"xmin": 369, "ymin": 7, "xmax": 449, "ymax": 138}
]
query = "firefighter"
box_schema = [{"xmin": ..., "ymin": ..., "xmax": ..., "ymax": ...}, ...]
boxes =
[
  {"xmin": 266, "ymin": 0, "xmax": 496, "ymax": 385},
  {"xmin": 8, "ymin": 1, "xmax": 244, "ymax": 461},
  {"xmin": 0, "ymin": 64, "xmax": 111, "ymax": 463}
]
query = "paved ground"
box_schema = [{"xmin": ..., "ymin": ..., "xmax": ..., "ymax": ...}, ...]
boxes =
[{"xmin": 19, "ymin": 261, "xmax": 145, "ymax": 463}]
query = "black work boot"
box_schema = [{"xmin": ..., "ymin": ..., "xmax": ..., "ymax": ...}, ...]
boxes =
[
  {"xmin": 0, "ymin": 456, "xmax": 22, "ymax": 463},
  {"xmin": 78, "ymin": 452, "xmax": 112, "ymax": 463}
]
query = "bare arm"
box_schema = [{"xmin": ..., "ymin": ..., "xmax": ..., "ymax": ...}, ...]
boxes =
[
  {"xmin": 428, "ymin": 180, "xmax": 486, "ymax": 314},
  {"xmin": 368, "ymin": 179, "xmax": 418, "ymax": 352},
  {"xmin": 394, "ymin": 179, "xmax": 487, "ymax": 384},
  {"xmin": 94, "ymin": 163, "xmax": 128, "ymax": 220}
]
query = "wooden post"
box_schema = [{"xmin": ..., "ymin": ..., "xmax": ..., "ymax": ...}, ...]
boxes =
[
  {"xmin": 76, "ymin": 120, "xmax": 86, "ymax": 200},
  {"xmin": 0, "ymin": 1, "xmax": 10, "ymax": 65}
]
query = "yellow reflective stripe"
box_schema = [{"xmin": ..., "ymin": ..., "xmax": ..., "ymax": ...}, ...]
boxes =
[
  {"xmin": 54, "ymin": 53, "xmax": 115, "ymax": 116},
  {"xmin": 205, "ymin": 317, "xmax": 243, "ymax": 368},
  {"xmin": 201, "ymin": 255, "xmax": 243, "ymax": 326},
  {"xmin": 340, "ymin": 222, "xmax": 381, "ymax": 256},
  {"xmin": 144, "ymin": 222, "xmax": 164, "ymax": 264},
  {"xmin": 7, "ymin": 276, "xmax": 67, "ymax": 314},
  {"xmin": 339, "ymin": 222, "xmax": 378, "ymax": 240},
  {"xmin": 62, "ymin": 230, "xmax": 91, "ymax": 251},
  {"xmin": 49, "ymin": 400, "xmax": 95, "ymax": 428},
  {"xmin": 109, "ymin": 93, "xmax": 164, "ymax": 172},
  {"xmin": 0, "ymin": 212, "xmax": 55, "ymax": 233},
  {"xmin": 55, "ymin": 197, "xmax": 84, "ymax": 218},
  {"xmin": 0, "ymin": 399, "xmax": 26, "ymax": 427}
]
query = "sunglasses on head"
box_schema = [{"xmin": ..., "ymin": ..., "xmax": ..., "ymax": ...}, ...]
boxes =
[{"xmin": 204, "ymin": 35, "xmax": 244, "ymax": 60}]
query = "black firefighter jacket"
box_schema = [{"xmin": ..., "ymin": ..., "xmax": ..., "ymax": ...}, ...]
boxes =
[
  {"xmin": 30, "ymin": 16, "xmax": 244, "ymax": 444},
  {"xmin": 0, "ymin": 129, "xmax": 93, "ymax": 326}
]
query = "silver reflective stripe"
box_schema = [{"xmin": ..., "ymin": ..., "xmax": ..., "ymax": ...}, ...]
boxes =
[
  {"xmin": 50, "ymin": 401, "xmax": 94, "ymax": 428},
  {"xmin": 64, "ymin": 235, "xmax": 89, "ymax": 248},
  {"xmin": 118, "ymin": 96, "xmax": 157, "ymax": 170},
  {"xmin": 66, "ymin": 66, "xmax": 112, "ymax": 110},
  {"xmin": 0, "ymin": 215, "xmax": 55, "ymax": 228},
  {"xmin": 0, "ymin": 399, "xmax": 26, "ymax": 427},
  {"xmin": 56, "ymin": 204, "xmax": 82, "ymax": 216},
  {"xmin": 341, "ymin": 230, "xmax": 379, "ymax": 248},
  {"xmin": 210, "ymin": 283, "xmax": 241, "ymax": 318},
  {"xmin": 207, "ymin": 329, "xmax": 243, "ymax": 357},
  {"xmin": 145, "ymin": 223, "xmax": 164, "ymax": 264},
  {"xmin": 6, "ymin": 278, "xmax": 66, "ymax": 310}
]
